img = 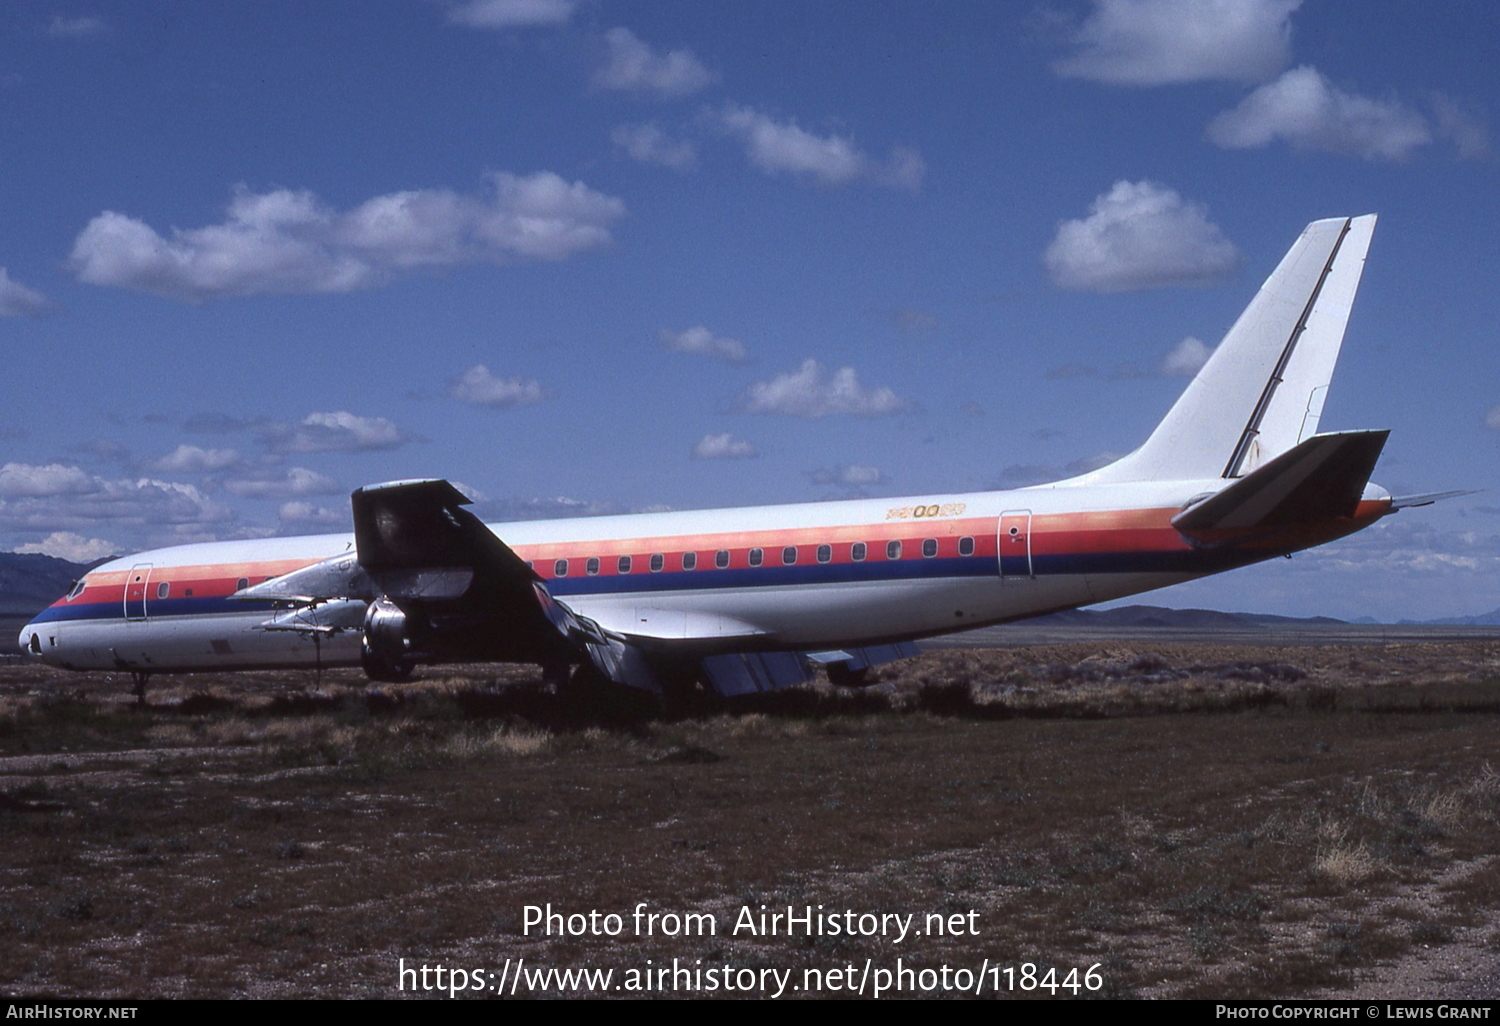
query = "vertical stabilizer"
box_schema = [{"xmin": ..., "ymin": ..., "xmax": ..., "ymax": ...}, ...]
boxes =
[{"xmin": 1079, "ymin": 215, "xmax": 1376, "ymax": 484}]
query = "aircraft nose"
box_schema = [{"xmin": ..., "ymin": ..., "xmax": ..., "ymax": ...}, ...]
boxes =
[{"xmin": 18, "ymin": 625, "xmax": 39, "ymax": 659}]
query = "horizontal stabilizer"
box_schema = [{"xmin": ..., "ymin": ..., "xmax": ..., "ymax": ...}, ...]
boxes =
[
  {"xmin": 1389, "ymin": 489, "xmax": 1479, "ymax": 510},
  {"xmin": 1173, "ymin": 430, "xmax": 1388, "ymax": 535}
]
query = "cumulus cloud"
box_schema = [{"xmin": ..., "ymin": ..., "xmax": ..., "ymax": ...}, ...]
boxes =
[
  {"xmin": 147, "ymin": 445, "xmax": 243, "ymax": 474},
  {"xmin": 0, "ymin": 463, "xmax": 233, "ymax": 536},
  {"xmin": 0, "ymin": 268, "xmax": 50, "ymax": 317},
  {"xmin": 594, "ymin": 28, "xmax": 714, "ymax": 98},
  {"xmin": 259, "ymin": 411, "xmax": 407, "ymax": 454},
  {"xmin": 1045, "ymin": 181, "xmax": 1240, "ymax": 292},
  {"xmin": 471, "ymin": 495, "xmax": 629, "ymax": 523},
  {"xmin": 1208, "ymin": 66, "xmax": 1433, "ymax": 161},
  {"xmin": 1161, "ymin": 336, "xmax": 1214, "ymax": 376},
  {"xmin": 0, "ymin": 463, "xmax": 95, "ymax": 498},
  {"xmin": 277, "ymin": 502, "xmax": 349, "ymax": 527},
  {"xmin": 15, "ymin": 531, "xmax": 117, "ymax": 562},
  {"xmin": 660, "ymin": 325, "xmax": 747, "ymax": 362},
  {"xmin": 224, "ymin": 467, "xmax": 341, "ymax": 499},
  {"xmin": 717, "ymin": 105, "xmax": 925, "ymax": 191},
  {"xmin": 691, "ymin": 433, "xmax": 759, "ymax": 460},
  {"xmin": 739, "ymin": 360, "xmax": 913, "ymax": 418},
  {"xmin": 1053, "ymin": 0, "xmax": 1298, "ymax": 85},
  {"xmin": 47, "ymin": 15, "xmax": 106, "ymax": 37},
  {"xmin": 806, "ymin": 464, "xmax": 887, "ymax": 487},
  {"xmin": 446, "ymin": 0, "xmax": 573, "ymax": 28},
  {"xmin": 449, "ymin": 365, "xmax": 547, "ymax": 408},
  {"xmin": 70, "ymin": 173, "xmax": 626, "ymax": 302},
  {"xmin": 612, "ymin": 123, "xmax": 697, "ymax": 170}
]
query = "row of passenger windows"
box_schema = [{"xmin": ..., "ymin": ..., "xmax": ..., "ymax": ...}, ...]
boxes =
[
  {"xmin": 545, "ymin": 536, "xmax": 977, "ymax": 577},
  {"xmin": 143, "ymin": 576, "xmax": 264, "ymax": 600}
]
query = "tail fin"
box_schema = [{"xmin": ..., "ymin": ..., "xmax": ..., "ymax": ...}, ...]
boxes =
[{"xmin": 1082, "ymin": 214, "xmax": 1377, "ymax": 484}]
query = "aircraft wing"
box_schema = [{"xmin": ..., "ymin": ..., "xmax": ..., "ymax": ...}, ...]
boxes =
[{"xmin": 241, "ymin": 478, "xmax": 914, "ymax": 695}]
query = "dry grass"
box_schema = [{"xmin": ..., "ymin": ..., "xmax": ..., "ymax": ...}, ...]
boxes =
[{"xmin": 2, "ymin": 640, "xmax": 1499, "ymax": 998}]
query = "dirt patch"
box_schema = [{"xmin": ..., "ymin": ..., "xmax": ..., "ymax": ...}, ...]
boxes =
[{"xmin": 2, "ymin": 641, "xmax": 1498, "ymax": 998}]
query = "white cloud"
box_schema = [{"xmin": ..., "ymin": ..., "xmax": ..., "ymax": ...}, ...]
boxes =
[
  {"xmin": 594, "ymin": 28, "xmax": 714, "ymax": 98},
  {"xmin": 1207, "ymin": 66, "xmax": 1432, "ymax": 161},
  {"xmin": 446, "ymin": 0, "xmax": 574, "ymax": 28},
  {"xmin": 224, "ymin": 467, "xmax": 341, "ymax": 499},
  {"xmin": 0, "ymin": 465, "xmax": 232, "ymax": 536},
  {"xmin": 277, "ymin": 502, "xmax": 348, "ymax": 527},
  {"xmin": 1486, "ymin": 406, "xmax": 1500, "ymax": 431},
  {"xmin": 0, "ymin": 268, "xmax": 50, "ymax": 317},
  {"xmin": 1161, "ymin": 336, "xmax": 1213, "ymax": 376},
  {"xmin": 1054, "ymin": 0, "xmax": 1298, "ymax": 85},
  {"xmin": 717, "ymin": 105, "xmax": 924, "ymax": 191},
  {"xmin": 260, "ymin": 412, "xmax": 407, "ymax": 454},
  {"xmin": 612, "ymin": 123, "xmax": 697, "ymax": 170},
  {"xmin": 0, "ymin": 463, "xmax": 95, "ymax": 498},
  {"xmin": 449, "ymin": 365, "xmax": 546, "ymax": 408},
  {"xmin": 148, "ymin": 445, "xmax": 243, "ymax": 474},
  {"xmin": 15, "ymin": 532, "xmax": 117, "ymax": 562},
  {"xmin": 691, "ymin": 433, "xmax": 759, "ymax": 460},
  {"xmin": 70, "ymin": 173, "xmax": 626, "ymax": 302},
  {"xmin": 807, "ymin": 464, "xmax": 886, "ymax": 487},
  {"xmin": 1044, "ymin": 180, "xmax": 1240, "ymax": 292},
  {"xmin": 47, "ymin": 15, "xmax": 106, "ymax": 38},
  {"xmin": 660, "ymin": 325, "xmax": 747, "ymax": 362},
  {"xmin": 739, "ymin": 360, "xmax": 913, "ymax": 418},
  {"xmin": 1431, "ymin": 94, "xmax": 1490, "ymax": 160}
]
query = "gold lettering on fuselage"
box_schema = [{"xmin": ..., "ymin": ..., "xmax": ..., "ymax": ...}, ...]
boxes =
[{"xmin": 885, "ymin": 502, "xmax": 966, "ymax": 520}]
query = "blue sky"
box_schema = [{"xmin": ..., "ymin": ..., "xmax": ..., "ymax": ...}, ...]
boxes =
[{"xmin": 1, "ymin": 0, "xmax": 1497, "ymax": 621}]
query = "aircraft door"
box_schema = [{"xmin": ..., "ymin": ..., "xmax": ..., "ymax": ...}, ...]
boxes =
[
  {"xmin": 999, "ymin": 511, "xmax": 1032, "ymax": 580},
  {"xmin": 124, "ymin": 564, "xmax": 153, "ymax": 620}
]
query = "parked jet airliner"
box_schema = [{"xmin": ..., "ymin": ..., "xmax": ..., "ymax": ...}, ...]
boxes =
[{"xmin": 19, "ymin": 216, "xmax": 1438, "ymax": 702}]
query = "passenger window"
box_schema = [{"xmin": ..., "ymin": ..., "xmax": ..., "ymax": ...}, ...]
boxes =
[
  {"xmin": 618, "ymin": 555, "xmax": 632, "ymax": 574},
  {"xmin": 886, "ymin": 540, "xmax": 902, "ymax": 560},
  {"xmin": 715, "ymin": 550, "xmax": 730, "ymax": 569},
  {"xmin": 749, "ymin": 547, "xmax": 763, "ymax": 567},
  {"xmin": 586, "ymin": 557, "xmax": 600, "ymax": 576},
  {"xmin": 236, "ymin": 577, "xmax": 249, "ymax": 592},
  {"xmin": 816, "ymin": 544, "xmax": 832, "ymax": 564},
  {"xmin": 782, "ymin": 546, "xmax": 797, "ymax": 565},
  {"xmin": 650, "ymin": 553, "xmax": 664, "ymax": 573},
  {"xmin": 554, "ymin": 559, "xmax": 568, "ymax": 577},
  {"xmin": 959, "ymin": 536, "xmax": 975, "ymax": 557},
  {"xmin": 851, "ymin": 542, "xmax": 867, "ymax": 562},
  {"xmin": 185, "ymin": 588, "xmax": 194, "ymax": 597},
  {"xmin": 157, "ymin": 582, "xmax": 170, "ymax": 599},
  {"xmin": 682, "ymin": 552, "xmax": 697, "ymax": 571},
  {"xmin": 922, "ymin": 538, "xmax": 938, "ymax": 558}
]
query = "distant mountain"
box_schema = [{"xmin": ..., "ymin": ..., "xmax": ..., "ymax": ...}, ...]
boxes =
[
  {"xmin": 1029, "ymin": 605, "xmax": 1348, "ymax": 629},
  {"xmin": 0, "ymin": 552, "xmax": 100, "ymax": 616},
  {"xmin": 1398, "ymin": 608, "xmax": 1500, "ymax": 627}
]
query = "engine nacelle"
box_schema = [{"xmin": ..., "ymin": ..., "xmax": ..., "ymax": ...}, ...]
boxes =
[{"xmin": 362, "ymin": 597, "xmax": 414, "ymax": 680}]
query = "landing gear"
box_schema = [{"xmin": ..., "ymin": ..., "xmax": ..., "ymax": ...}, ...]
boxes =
[
  {"xmin": 826, "ymin": 663, "xmax": 871, "ymax": 687},
  {"xmin": 130, "ymin": 670, "xmax": 151, "ymax": 708},
  {"xmin": 361, "ymin": 647, "xmax": 413, "ymax": 683},
  {"xmin": 558, "ymin": 663, "xmax": 659, "ymax": 722}
]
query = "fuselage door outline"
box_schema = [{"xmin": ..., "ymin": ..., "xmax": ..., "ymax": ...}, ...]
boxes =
[
  {"xmin": 124, "ymin": 563, "xmax": 154, "ymax": 621},
  {"xmin": 999, "ymin": 511, "xmax": 1032, "ymax": 580}
]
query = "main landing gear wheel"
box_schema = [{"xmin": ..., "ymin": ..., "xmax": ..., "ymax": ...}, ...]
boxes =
[{"xmin": 361, "ymin": 648, "xmax": 413, "ymax": 683}]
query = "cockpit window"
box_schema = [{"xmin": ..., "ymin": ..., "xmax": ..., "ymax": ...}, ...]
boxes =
[{"xmin": 65, "ymin": 579, "xmax": 86, "ymax": 601}]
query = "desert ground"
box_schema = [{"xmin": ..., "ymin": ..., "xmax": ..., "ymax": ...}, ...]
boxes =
[{"xmin": 3, "ymin": 635, "xmax": 1499, "ymax": 999}]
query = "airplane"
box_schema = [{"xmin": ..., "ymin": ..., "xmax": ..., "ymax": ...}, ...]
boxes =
[{"xmin": 16, "ymin": 214, "xmax": 1447, "ymax": 707}]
